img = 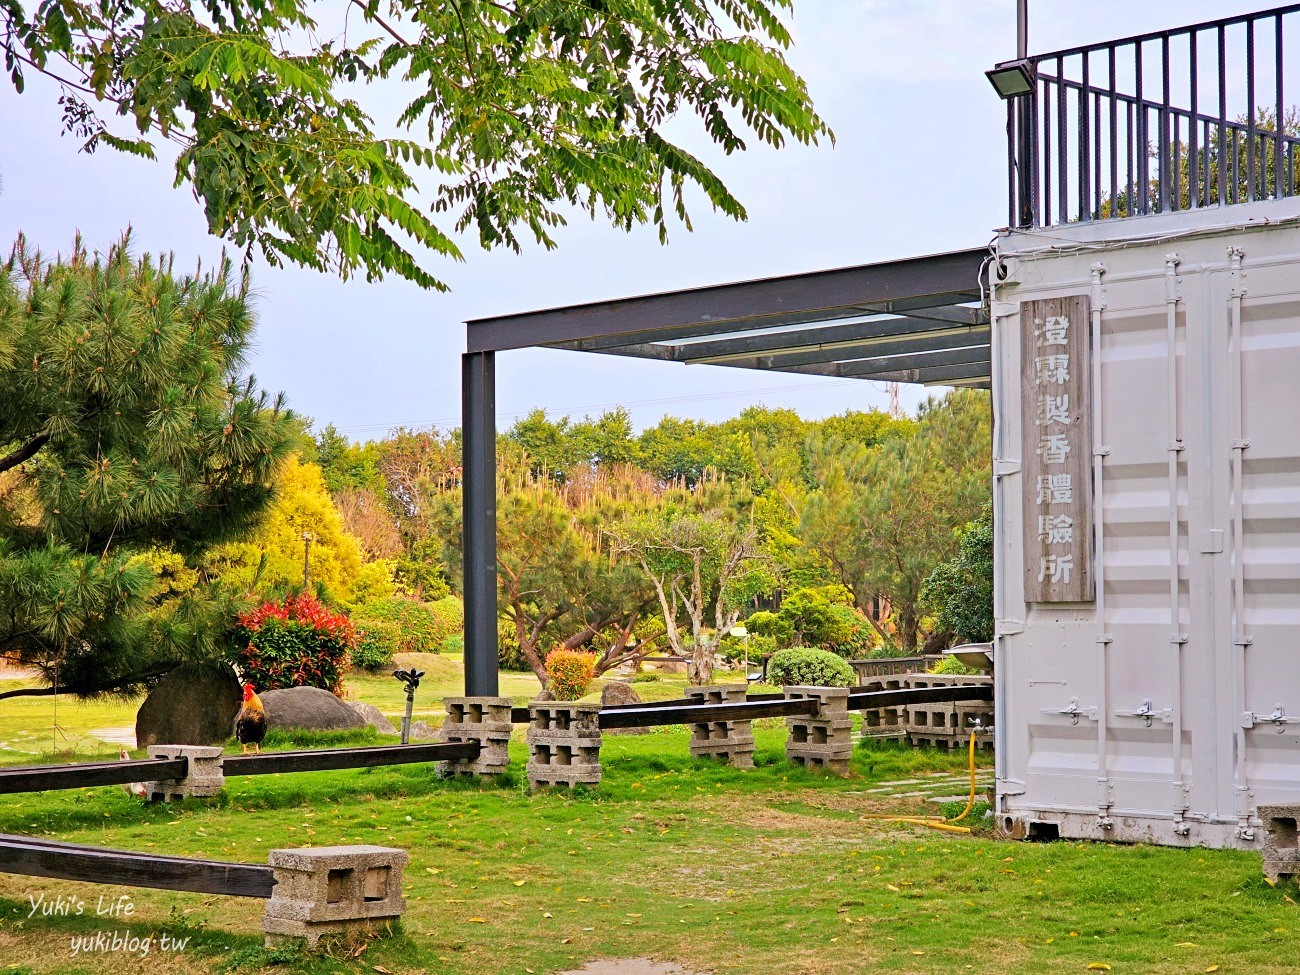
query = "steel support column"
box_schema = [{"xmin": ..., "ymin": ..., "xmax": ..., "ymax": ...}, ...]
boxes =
[{"xmin": 462, "ymin": 351, "xmax": 498, "ymax": 696}]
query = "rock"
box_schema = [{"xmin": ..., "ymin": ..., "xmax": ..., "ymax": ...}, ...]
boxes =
[
  {"xmin": 408, "ymin": 720, "xmax": 438, "ymax": 741},
  {"xmin": 260, "ymin": 687, "xmax": 367, "ymax": 732},
  {"xmin": 349, "ymin": 701, "xmax": 399, "ymax": 736},
  {"xmin": 533, "ymin": 689, "xmax": 554, "ymax": 702},
  {"xmin": 135, "ymin": 663, "xmax": 243, "ymax": 748},
  {"xmin": 600, "ymin": 682, "xmax": 643, "ymax": 707},
  {"xmin": 600, "ymin": 680, "xmax": 649, "ymax": 735}
]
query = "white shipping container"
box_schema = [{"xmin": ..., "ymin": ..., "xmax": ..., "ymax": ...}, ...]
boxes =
[{"xmin": 992, "ymin": 197, "xmax": 1300, "ymax": 848}]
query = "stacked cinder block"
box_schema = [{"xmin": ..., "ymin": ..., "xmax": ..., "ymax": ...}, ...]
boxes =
[
  {"xmin": 855, "ymin": 676, "xmax": 908, "ymax": 739},
  {"xmin": 525, "ymin": 703, "xmax": 602, "ymax": 788},
  {"xmin": 1259, "ymin": 805, "xmax": 1300, "ymax": 882},
  {"xmin": 900, "ymin": 674, "xmax": 994, "ymax": 751},
  {"xmin": 144, "ymin": 744, "xmax": 225, "ymax": 801},
  {"xmin": 684, "ymin": 684, "xmax": 755, "ymax": 768},
  {"xmin": 782, "ymin": 686, "xmax": 853, "ymax": 774},
  {"xmin": 262, "ymin": 845, "xmax": 408, "ymax": 946},
  {"xmin": 438, "ymin": 696, "xmax": 513, "ymax": 777}
]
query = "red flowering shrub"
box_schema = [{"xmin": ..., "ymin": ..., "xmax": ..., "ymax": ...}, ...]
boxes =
[
  {"xmin": 228, "ymin": 593, "xmax": 357, "ymax": 692},
  {"xmin": 544, "ymin": 649, "xmax": 597, "ymax": 701}
]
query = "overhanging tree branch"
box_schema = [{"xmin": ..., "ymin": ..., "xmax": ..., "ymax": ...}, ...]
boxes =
[{"xmin": 0, "ymin": 432, "xmax": 50, "ymax": 474}]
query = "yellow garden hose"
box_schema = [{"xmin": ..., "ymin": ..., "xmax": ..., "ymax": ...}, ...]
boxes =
[{"xmin": 859, "ymin": 730, "xmax": 979, "ymax": 834}]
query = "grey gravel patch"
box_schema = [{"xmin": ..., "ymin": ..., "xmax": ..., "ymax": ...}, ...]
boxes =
[{"xmin": 558, "ymin": 961, "xmax": 704, "ymax": 975}]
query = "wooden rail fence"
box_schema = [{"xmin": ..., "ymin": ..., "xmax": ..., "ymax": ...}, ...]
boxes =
[{"xmin": 0, "ymin": 833, "xmax": 275, "ymax": 897}]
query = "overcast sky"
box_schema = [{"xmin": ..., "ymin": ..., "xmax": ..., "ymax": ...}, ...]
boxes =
[{"xmin": 0, "ymin": 1, "xmax": 1273, "ymax": 438}]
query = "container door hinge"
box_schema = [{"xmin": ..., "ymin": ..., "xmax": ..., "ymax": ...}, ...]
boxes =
[
  {"xmin": 1094, "ymin": 446, "xmax": 1111, "ymax": 458},
  {"xmin": 1042, "ymin": 697, "xmax": 1098, "ymax": 725},
  {"xmin": 1114, "ymin": 698, "xmax": 1174, "ymax": 727},
  {"xmin": 996, "ymin": 778, "xmax": 1026, "ymax": 797},
  {"xmin": 1168, "ymin": 439, "xmax": 1185, "ymax": 452},
  {"xmin": 1234, "ymin": 785, "xmax": 1257, "ymax": 841},
  {"xmin": 1242, "ymin": 705, "xmax": 1300, "ymax": 733},
  {"xmin": 1097, "ymin": 779, "xmax": 1115, "ymax": 829},
  {"xmin": 996, "ymin": 618, "xmax": 1024, "ymax": 636},
  {"xmin": 994, "ymin": 458, "xmax": 1021, "ymax": 478},
  {"xmin": 1096, "ymin": 633, "xmax": 1114, "ymax": 645},
  {"xmin": 1231, "ymin": 439, "xmax": 1251, "ymax": 451},
  {"xmin": 1170, "ymin": 634, "xmax": 1189, "ymax": 645},
  {"xmin": 1172, "ymin": 784, "xmax": 1192, "ymax": 836},
  {"xmin": 1234, "ymin": 634, "xmax": 1254, "ymax": 646}
]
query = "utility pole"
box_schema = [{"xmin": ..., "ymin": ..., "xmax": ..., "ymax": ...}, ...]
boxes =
[
  {"xmin": 301, "ymin": 531, "xmax": 312, "ymax": 588},
  {"xmin": 1017, "ymin": 0, "xmax": 1028, "ymax": 58}
]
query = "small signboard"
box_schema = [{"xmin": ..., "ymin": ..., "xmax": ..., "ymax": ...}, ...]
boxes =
[{"xmin": 1020, "ymin": 295, "xmax": 1094, "ymax": 602}]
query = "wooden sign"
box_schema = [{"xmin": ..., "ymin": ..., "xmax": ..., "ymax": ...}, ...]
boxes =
[{"xmin": 1021, "ymin": 295, "xmax": 1094, "ymax": 602}]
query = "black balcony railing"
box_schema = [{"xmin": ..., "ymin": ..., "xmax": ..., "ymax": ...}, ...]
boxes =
[{"xmin": 1003, "ymin": 3, "xmax": 1300, "ymax": 229}]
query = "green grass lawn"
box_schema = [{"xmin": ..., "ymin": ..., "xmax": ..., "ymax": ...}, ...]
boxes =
[{"xmin": 0, "ymin": 667, "xmax": 1296, "ymax": 974}]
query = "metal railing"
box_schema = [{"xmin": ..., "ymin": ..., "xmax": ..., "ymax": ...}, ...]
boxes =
[{"xmin": 1003, "ymin": 4, "xmax": 1300, "ymax": 228}]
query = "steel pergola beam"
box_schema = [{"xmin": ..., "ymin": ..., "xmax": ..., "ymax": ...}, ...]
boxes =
[
  {"xmin": 700, "ymin": 326, "xmax": 991, "ymax": 370},
  {"xmin": 465, "ymin": 248, "xmax": 986, "ymax": 353}
]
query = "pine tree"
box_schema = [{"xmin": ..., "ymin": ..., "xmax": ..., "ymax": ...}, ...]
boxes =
[{"xmin": 0, "ymin": 233, "xmax": 296, "ymax": 699}]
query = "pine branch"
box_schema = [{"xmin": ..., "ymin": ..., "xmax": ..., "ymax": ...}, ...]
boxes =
[
  {"xmin": 0, "ymin": 432, "xmax": 50, "ymax": 474},
  {"xmin": 0, "ymin": 662, "xmax": 176, "ymax": 701}
]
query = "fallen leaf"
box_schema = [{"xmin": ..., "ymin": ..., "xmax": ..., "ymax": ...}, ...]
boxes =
[
  {"xmin": 373, "ymin": 968, "xmax": 391, "ymax": 974},
  {"xmin": 1176, "ymin": 943, "xmax": 1198, "ymax": 948},
  {"xmin": 1205, "ymin": 968, "xmax": 1220, "ymax": 973},
  {"xmin": 467, "ymin": 917, "xmax": 486, "ymax": 923},
  {"xmin": 1086, "ymin": 965, "xmax": 1111, "ymax": 971},
  {"xmin": 514, "ymin": 880, "xmax": 527, "ymax": 887},
  {"xmin": 543, "ymin": 912, "xmax": 553, "ymax": 918},
  {"xmin": 885, "ymin": 884, "xmax": 901, "ymax": 892},
  {"xmin": 911, "ymin": 950, "xmax": 925, "ymax": 956}
]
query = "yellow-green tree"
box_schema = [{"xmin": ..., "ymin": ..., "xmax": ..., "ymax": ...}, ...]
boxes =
[{"xmin": 205, "ymin": 454, "xmax": 363, "ymax": 602}]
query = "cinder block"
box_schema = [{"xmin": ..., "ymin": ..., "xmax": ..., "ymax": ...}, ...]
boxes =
[
  {"xmin": 685, "ymin": 684, "xmax": 755, "ymax": 768},
  {"xmin": 438, "ymin": 696, "xmax": 513, "ymax": 777},
  {"xmin": 1258, "ymin": 804, "xmax": 1300, "ymax": 882},
  {"xmin": 144, "ymin": 745, "xmax": 224, "ymax": 801},
  {"xmin": 783, "ymin": 686, "xmax": 853, "ymax": 775},
  {"xmin": 526, "ymin": 703, "xmax": 602, "ymax": 788},
  {"xmin": 262, "ymin": 845, "xmax": 407, "ymax": 946}
]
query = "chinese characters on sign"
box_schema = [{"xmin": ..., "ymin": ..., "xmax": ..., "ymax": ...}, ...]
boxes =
[{"xmin": 1021, "ymin": 295, "xmax": 1094, "ymax": 602}]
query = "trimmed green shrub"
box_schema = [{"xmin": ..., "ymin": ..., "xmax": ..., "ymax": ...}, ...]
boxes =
[
  {"xmin": 628, "ymin": 673, "xmax": 661, "ymax": 683},
  {"xmin": 442, "ymin": 633, "xmax": 464, "ymax": 655},
  {"xmin": 352, "ymin": 619, "xmax": 400, "ymax": 671},
  {"xmin": 546, "ymin": 649, "xmax": 597, "ymax": 700},
  {"xmin": 227, "ymin": 593, "xmax": 357, "ymax": 692},
  {"xmin": 427, "ymin": 596, "xmax": 464, "ymax": 648},
  {"xmin": 351, "ymin": 596, "xmax": 460, "ymax": 656},
  {"xmin": 928, "ymin": 655, "xmax": 980, "ymax": 676},
  {"xmin": 766, "ymin": 647, "xmax": 855, "ymax": 688}
]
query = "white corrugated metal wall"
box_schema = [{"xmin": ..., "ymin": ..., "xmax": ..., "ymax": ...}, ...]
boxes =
[{"xmin": 993, "ymin": 197, "xmax": 1300, "ymax": 848}]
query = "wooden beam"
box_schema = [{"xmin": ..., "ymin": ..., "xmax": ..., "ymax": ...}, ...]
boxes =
[
  {"xmin": 598, "ymin": 698, "xmax": 818, "ymax": 730},
  {"xmin": 0, "ymin": 757, "xmax": 187, "ymax": 796},
  {"xmin": 221, "ymin": 741, "xmax": 479, "ymax": 777},
  {"xmin": 0, "ymin": 834, "xmax": 275, "ymax": 898},
  {"xmin": 846, "ymin": 686, "xmax": 993, "ymax": 710}
]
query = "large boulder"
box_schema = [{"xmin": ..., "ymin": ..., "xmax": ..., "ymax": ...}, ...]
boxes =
[
  {"xmin": 350, "ymin": 700, "xmax": 399, "ymax": 736},
  {"xmin": 600, "ymin": 681, "xmax": 643, "ymax": 707},
  {"xmin": 261, "ymin": 687, "xmax": 368, "ymax": 732},
  {"xmin": 135, "ymin": 663, "xmax": 242, "ymax": 748},
  {"xmin": 600, "ymin": 681, "xmax": 649, "ymax": 735}
]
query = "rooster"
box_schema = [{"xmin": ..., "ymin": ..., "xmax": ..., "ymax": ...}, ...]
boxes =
[
  {"xmin": 234, "ymin": 683, "xmax": 267, "ymax": 754},
  {"xmin": 118, "ymin": 748, "xmax": 147, "ymax": 798}
]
